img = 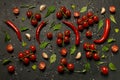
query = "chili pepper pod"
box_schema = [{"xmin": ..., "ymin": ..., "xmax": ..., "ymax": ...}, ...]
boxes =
[
  {"xmin": 94, "ymin": 18, "xmax": 110, "ymax": 44},
  {"xmin": 36, "ymin": 21, "xmax": 47, "ymax": 44},
  {"xmin": 62, "ymin": 20, "xmax": 80, "ymax": 46},
  {"xmin": 5, "ymin": 20, "xmax": 22, "ymax": 41}
]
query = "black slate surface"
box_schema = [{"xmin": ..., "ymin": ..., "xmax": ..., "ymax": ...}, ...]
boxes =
[{"xmin": 0, "ymin": 0, "xmax": 120, "ymax": 80}]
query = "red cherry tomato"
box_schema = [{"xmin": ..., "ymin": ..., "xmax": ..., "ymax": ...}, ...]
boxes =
[
  {"xmin": 24, "ymin": 50, "xmax": 31, "ymax": 56},
  {"xmin": 57, "ymin": 32, "xmax": 63, "ymax": 39},
  {"xmin": 18, "ymin": 52, "xmax": 24, "ymax": 59},
  {"xmin": 47, "ymin": 32, "xmax": 53, "ymax": 40},
  {"xmin": 82, "ymin": 15, "xmax": 88, "ymax": 21},
  {"xmin": 65, "ymin": 9, "xmax": 71, "ymax": 18},
  {"xmin": 26, "ymin": 10, "xmax": 33, "ymax": 18},
  {"xmin": 67, "ymin": 63, "xmax": 74, "ymax": 71},
  {"xmin": 30, "ymin": 45, "xmax": 36, "ymax": 53},
  {"xmin": 64, "ymin": 36, "xmax": 70, "ymax": 44},
  {"xmin": 77, "ymin": 18, "xmax": 83, "ymax": 25},
  {"xmin": 60, "ymin": 6, "xmax": 66, "ymax": 13},
  {"xmin": 86, "ymin": 51, "xmax": 93, "ymax": 59},
  {"xmin": 83, "ymin": 42, "xmax": 90, "ymax": 50},
  {"xmin": 30, "ymin": 54, "xmax": 36, "ymax": 61},
  {"xmin": 88, "ymin": 18, "xmax": 94, "ymax": 25},
  {"xmin": 57, "ymin": 65, "xmax": 64, "ymax": 73},
  {"xmin": 35, "ymin": 13, "xmax": 41, "ymax": 21},
  {"xmin": 89, "ymin": 43, "xmax": 96, "ymax": 50},
  {"xmin": 93, "ymin": 53, "xmax": 100, "ymax": 61},
  {"xmin": 56, "ymin": 38, "xmax": 63, "ymax": 46},
  {"xmin": 23, "ymin": 57, "xmax": 30, "ymax": 65},
  {"xmin": 38, "ymin": 61, "xmax": 46, "ymax": 71},
  {"xmin": 87, "ymin": 11, "xmax": 93, "ymax": 18},
  {"xmin": 100, "ymin": 66, "xmax": 109, "ymax": 75},
  {"xmin": 56, "ymin": 11, "xmax": 63, "ymax": 20},
  {"xmin": 13, "ymin": 7, "xmax": 20, "ymax": 15},
  {"xmin": 60, "ymin": 58, "xmax": 68, "ymax": 66},
  {"xmin": 111, "ymin": 44, "xmax": 119, "ymax": 53},
  {"xmin": 6, "ymin": 44, "xmax": 14, "ymax": 53},
  {"xmin": 83, "ymin": 21, "xmax": 89, "ymax": 28},
  {"xmin": 74, "ymin": 11, "xmax": 80, "ymax": 18},
  {"xmin": 109, "ymin": 5, "xmax": 116, "ymax": 13},
  {"xmin": 86, "ymin": 30, "xmax": 92, "ymax": 38},
  {"xmin": 93, "ymin": 15, "xmax": 99, "ymax": 23},
  {"xmin": 7, "ymin": 65, "xmax": 15, "ymax": 73},
  {"xmin": 64, "ymin": 30, "xmax": 70, "ymax": 37},
  {"xmin": 31, "ymin": 19, "xmax": 38, "ymax": 26},
  {"xmin": 78, "ymin": 25, "xmax": 84, "ymax": 31},
  {"xmin": 60, "ymin": 48, "xmax": 68, "ymax": 56}
]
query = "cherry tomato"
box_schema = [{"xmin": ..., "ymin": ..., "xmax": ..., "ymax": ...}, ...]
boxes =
[
  {"xmin": 38, "ymin": 61, "xmax": 46, "ymax": 71},
  {"xmin": 93, "ymin": 53, "xmax": 100, "ymax": 61},
  {"xmin": 82, "ymin": 15, "xmax": 88, "ymax": 21},
  {"xmin": 86, "ymin": 30, "xmax": 92, "ymax": 38},
  {"xmin": 64, "ymin": 36, "xmax": 70, "ymax": 44},
  {"xmin": 24, "ymin": 50, "xmax": 31, "ymax": 56},
  {"xmin": 6, "ymin": 44, "xmax": 14, "ymax": 53},
  {"xmin": 35, "ymin": 13, "xmax": 41, "ymax": 21},
  {"xmin": 109, "ymin": 5, "xmax": 116, "ymax": 13},
  {"xmin": 56, "ymin": 38, "xmax": 63, "ymax": 46},
  {"xmin": 65, "ymin": 9, "xmax": 71, "ymax": 18},
  {"xmin": 89, "ymin": 44, "xmax": 96, "ymax": 50},
  {"xmin": 78, "ymin": 25, "xmax": 84, "ymax": 31},
  {"xmin": 86, "ymin": 51, "xmax": 92, "ymax": 59},
  {"xmin": 47, "ymin": 32, "xmax": 53, "ymax": 40},
  {"xmin": 60, "ymin": 58, "xmax": 68, "ymax": 66},
  {"xmin": 60, "ymin": 48, "xmax": 68, "ymax": 56},
  {"xmin": 7, "ymin": 65, "xmax": 15, "ymax": 73},
  {"xmin": 31, "ymin": 19, "xmax": 38, "ymax": 26},
  {"xmin": 83, "ymin": 21, "xmax": 89, "ymax": 28},
  {"xmin": 23, "ymin": 57, "xmax": 30, "ymax": 65},
  {"xmin": 83, "ymin": 42, "xmax": 90, "ymax": 50},
  {"xmin": 74, "ymin": 11, "xmax": 80, "ymax": 18},
  {"xmin": 57, "ymin": 32, "xmax": 63, "ymax": 39},
  {"xmin": 56, "ymin": 11, "xmax": 63, "ymax": 20},
  {"xmin": 88, "ymin": 18, "xmax": 94, "ymax": 25},
  {"xmin": 111, "ymin": 44, "xmax": 119, "ymax": 53},
  {"xmin": 57, "ymin": 65, "xmax": 64, "ymax": 73},
  {"xmin": 60, "ymin": 6, "xmax": 66, "ymax": 13},
  {"xmin": 18, "ymin": 52, "xmax": 24, "ymax": 59},
  {"xmin": 100, "ymin": 66, "xmax": 109, "ymax": 75},
  {"xmin": 93, "ymin": 15, "xmax": 99, "ymax": 23},
  {"xmin": 29, "ymin": 54, "xmax": 36, "ymax": 61},
  {"xmin": 13, "ymin": 7, "xmax": 19, "ymax": 15},
  {"xmin": 26, "ymin": 10, "xmax": 33, "ymax": 18},
  {"xmin": 64, "ymin": 30, "xmax": 70, "ymax": 37},
  {"xmin": 77, "ymin": 18, "xmax": 83, "ymax": 25},
  {"xmin": 30, "ymin": 45, "xmax": 36, "ymax": 52},
  {"xmin": 87, "ymin": 11, "xmax": 93, "ymax": 18},
  {"xmin": 67, "ymin": 63, "xmax": 74, "ymax": 71}
]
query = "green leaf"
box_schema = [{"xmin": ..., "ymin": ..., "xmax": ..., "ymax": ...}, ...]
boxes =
[
  {"xmin": 114, "ymin": 28, "xmax": 119, "ymax": 33},
  {"xmin": 2, "ymin": 59, "xmax": 11, "ymax": 65},
  {"xmin": 50, "ymin": 54, "xmax": 56, "ymax": 64},
  {"xmin": 70, "ymin": 45, "xmax": 76, "ymax": 55},
  {"xmin": 22, "ymin": 41, "xmax": 27, "ymax": 47},
  {"xmin": 32, "ymin": 64, "xmax": 37, "ymax": 70},
  {"xmin": 110, "ymin": 15, "xmax": 117, "ymax": 24},
  {"xmin": 20, "ymin": 27, "xmax": 29, "ymax": 32},
  {"xmin": 80, "ymin": 6, "xmax": 87, "ymax": 13},
  {"xmin": 39, "ymin": 42, "xmax": 49, "ymax": 49},
  {"xmin": 45, "ymin": 6, "xmax": 56, "ymax": 18},
  {"xmin": 50, "ymin": 21, "xmax": 55, "ymax": 28},
  {"xmin": 84, "ymin": 62, "xmax": 90, "ymax": 71},
  {"xmin": 21, "ymin": 17, "xmax": 26, "ymax": 22},
  {"xmin": 5, "ymin": 32, "xmax": 11, "ymax": 42},
  {"xmin": 109, "ymin": 63, "xmax": 117, "ymax": 71},
  {"xmin": 53, "ymin": 23, "xmax": 61, "ymax": 31},
  {"xmin": 107, "ymin": 38, "xmax": 116, "ymax": 43},
  {"xmin": 102, "ymin": 45, "xmax": 109, "ymax": 52},
  {"xmin": 98, "ymin": 19, "xmax": 104, "ymax": 31},
  {"xmin": 71, "ymin": 4, "xmax": 76, "ymax": 9},
  {"xmin": 96, "ymin": 61, "xmax": 105, "ymax": 65},
  {"xmin": 101, "ymin": 54, "xmax": 107, "ymax": 59}
]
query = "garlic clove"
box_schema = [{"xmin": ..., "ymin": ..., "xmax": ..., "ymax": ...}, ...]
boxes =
[
  {"xmin": 101, "ymin": 7, "xmax": 106, "ymax": 14},
  {"xmin": 40, "ymin": 4, "xmax": 46, "ymax": 12},
  {"xmin": 25, "ymin": 33, "xmax": 31, "ymax": 40},
  {"xmin": 75, "ymin": 52, "xmax": 82, "ymax": 59},
  {"xmin": 42, "ymin": 52, "xmax": 48, "ymax": 59}
]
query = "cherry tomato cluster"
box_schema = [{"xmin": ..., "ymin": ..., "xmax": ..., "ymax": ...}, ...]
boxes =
[
  {"xmin": 57, "ymin": 58, "xmax": 74, "ymax": 73},
  {"xmin": 77, "ymin": 11, "xmax": 99, "ymax": 31},
  {"xmin": 18, "ymin": 45, "xmax": 36, "ymax": 65},
  {"xmin": 26, "ymin": 10, "xmax": 41, "ymax": 27},
  {"xmin": 56, "ymin": 6, "xmax": 71, "ymax": 19},
  {"xmin": 56, "ymin": 30, "xmax": 71, "ymax": 46}
]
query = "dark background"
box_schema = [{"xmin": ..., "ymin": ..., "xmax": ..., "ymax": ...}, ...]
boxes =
[{"xmin": 0, "ymin": 0, "xmax": 120, "ymax": 80}]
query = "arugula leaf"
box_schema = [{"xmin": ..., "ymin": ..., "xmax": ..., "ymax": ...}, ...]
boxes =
[
  {"xmin": 5, "ymin": 32, "xmax": 11, "ymax": 42},
  {"xmin": 39, "ymin": 42, "xmax": 49, "ymax": 49},
  {"xmin": 107, "ymin": 38, "xmax": 116, "ymax": 43},
  {"xmin": 110, "ymin": 15, "xmax": 117, "ymax": 24},
  {"xmin": 102, "ymin": 45, "xmax": 109, "ymax": 52},
  {"xmin": 50, "ymin": 54, "xmax": 56, "ymax": 64},
  {"xmin": 2, "ymin": 59, "xmax": 11, "ymax": 65},
  {"xmin": 32, "ymin": 64, "xmax": 37, "ymax": 70},
  {"xmin": 70, "ymin": 45, "xmax": 76, "ymax": 55},
  {"xmin": 98, "ymin": 19, "xmax": 104, "ymax": 32},
  {"xmin": 53, "ymin": 23, "xmax": 61, "ymax": 31},
  {"xmin": 84, "ymin": 62, "xmax": 90, "ymax": 71},
  {"xmin": 109, "ymin": 63, "xmax": 117, "ymax": 71},
  {"xmin": 45, "ymin": 6, "xmax": 56, "ymax": 18},
  {"xmin": 114, "ymin": 28, "xmax": 119, "ymax": 33},
  {"xmin": 80, "ymin": 6, "xmax": 87, "ymax": 13},
  {"xmin": 96, "ymin": 61, "xmax": 105, "ymax": 65},
  {"xmin": 20, "ymin": 27, "xmax": 29, "ymax": 32},
  {"xmin": 22, "ymin": 41, "xmax": 27, "ymax": 47}
]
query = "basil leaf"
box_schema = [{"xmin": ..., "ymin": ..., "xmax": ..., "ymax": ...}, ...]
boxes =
[
  {"xmin": 102, "ymin": 45, "xmax": 109, "ymax": 52},
  {"xmin": 80, "ymin": 6, "xmax": 87, "ymax": 13},
  {"xmin": 22, "ymin": 41, "xmax": 27, "ymax": 47},
  {"xmin": 110, "ymin": 15, "xmax": 117, "ymax": 24},
  {"xmin": 96, "ymin": 61, "xmax": 105, "ymax": 65},
  {"xmin": 20, "ymin": 27, "xmax": 29, "ymax": 32},
  {"xmin": 109, "ymin": 63, "xmax": 117, "ymax": 71},
  {"xmin": 114, "ymin": 28, "xmax": 119, "ymax": 33},
  {"xmin": 50, "ymin": 54, "xmax": 56, "ymax": 64},
  {"xmin": 32, "ymin": 64, "xmax": 37, "ymax": 70},
  {"xmin": 70, "ymin": 45, "xmax": 76, "ymax": 55},
  {"xmin": 107, "ymin": 38, "xmax": 116, "ymax": 43},
  {"xmin": 39, "ymin": 42, "xmax": 49, "ymax": 49},
  {"xmin": 98, "ymin": 19, "xmax": 104, "ymax": 32},
  {"xmin": 2, "ymin": 59, "xmax": 11, "ymax": 65},
  {"xmin": 53, "ymin": 24, "xmax": 61, "ymax": 31},
  {"xmin": 5, "ymin": 32, "xmax": 11, "ymax": 42},
  {"xmin": 45, "ymin": 6, "xmax": 56, "ymax": 18},
  {"xmin": 84, "ymin": 62, "xmax": 90, "ymax": 71}
]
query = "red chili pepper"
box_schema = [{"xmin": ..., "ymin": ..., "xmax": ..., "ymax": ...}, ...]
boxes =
[
  {"xmin": 94, "ymin": 18, "xmax": 110, "ymax": 44},
  {"xmin": 62, "ymin": 20, "xmax": 80, "ymax": 46},
  {"xmin": 5, "ymin": 20, "xmax": 22, "ymax": 41},
  {"xmin": 36, "ymin": 21, "xmax": 47, "ymax": 44}
]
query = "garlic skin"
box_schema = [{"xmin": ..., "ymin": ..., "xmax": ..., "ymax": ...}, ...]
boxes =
[
  {"xmin": 40, "ymin": 4, "xmax": 46, "ymax": 12},
  {"xmin": 75, "ymin": 52, "xmax": 82, "ymax": 59},
  {"xmin": 25, "ymin": 33, "xmax": 31, "ymax": 40},
  {"xmin": 101, "ymin": 7, "xmax": 106, "ymax": 14},
  {"xmin": 42, "ymin": 52, "xmax": 48, "ymax": 59}
]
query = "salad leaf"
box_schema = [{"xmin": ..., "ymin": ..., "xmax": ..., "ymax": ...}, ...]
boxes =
[
  {"xmin": 2, "ymin": 59, "xmax": 11, "ymax": 65},
  {"xmin": 84, "ymin": 62, "xmax": 90, "ymax": 71},
  {"xmin": 22, "ymin": 41, "xmax": 27, "ymax": 47},
  {"xmin": 98, "ymin": 19, "xmax": 104, "ymax": 31},
  {"xmin": 39, "ymin": 42, "xmax": 49, "ymax": 49},
  {"xmin": 96, "ymin": 61, "xmax": 106, "ymax": 65},
  {"xmin": 114, "ymin": 28, "xmax": 119, "ymax": 33},
  {"xmin": 102, "ymin": 45, "xmax": 109, "ymax": 52},
  {"xmin": 80, "ymin": 6, "xmax": 87, "ymax": 13},
  {"xmin": 45, "ymin": 6, "xmax": 56, "ymax": 18},
  {"xmin": 20, "ymin": 27, "xmax": 29, "ymax": 32},
  {"xmin": 53, "ymin": 23, "xmax": 61, "ymax": 31},
  {"xmin": 70, "ymin": 45, "xmax": 76, "ymax": 55},
  {"xmin": 110, "ymin": 15, "xmax": 117, "ymax": 24},
  {"xmin": 50, "ymin": 54, "xmax": 56, "ymax": 64},
  {"xmin": 5, "ymin": 32, "xmax": 11, "ymax": 42},
  {"xmin": 107, "ymin": 38, "xmax": 116, "ymax": 43},
  {"xmin": 109, "ymin": 63, "xmax": 117, "ymax": 71},
  {"xmin": 71, "ymin": 4, "xmax": 76, "ymax": 9},
  {"xmin": 32, "ymin": 64, "xmax": 37, "ymax": 70}
]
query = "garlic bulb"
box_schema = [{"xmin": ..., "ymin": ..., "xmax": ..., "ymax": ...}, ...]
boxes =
[
  {"xmin": 40, "ymin": 4, "xmax": 46, "ymax": 12},
  {"xmin": 75, "ymin": 52, "xmax": 82, "ymax": 59},
  {"xmin": 25, "ymin": 33, "xmax": 31, "ymax": 40}
]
